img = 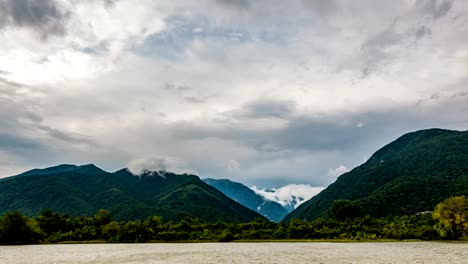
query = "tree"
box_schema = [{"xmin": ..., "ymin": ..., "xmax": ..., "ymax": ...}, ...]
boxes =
[
  {"xmin": 37, "ymin": 209, "xmax": 69, "ymax": 235},
  {"xmin": 0, "ymin": 211, "xmax": 44, "ymax": 244},
  {"xmin": 146, "ymin": 216, "xmax": 163, "ymax": 236},
  {"xmin": 327, "ymin": 200, "xmax": 363, "ymax": 221},
  {"xmin": 102, "ymin": 222, "xmax": 121, "ymax": 242},
  {"xmin": 218, "ymin": 229, "xmax": 234, "ymax": 242},
  {"xmin": 94, "ymin": 209, "xmax": 112, "ymax": 226},
  {"xmin": 433, "ymin": 196, "xmax": 468, "ymax": 239}
]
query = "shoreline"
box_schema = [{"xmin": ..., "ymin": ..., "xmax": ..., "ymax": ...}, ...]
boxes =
[{"xmin": 47, "ymin": 238, "xmax": 467, "ymax": 245}]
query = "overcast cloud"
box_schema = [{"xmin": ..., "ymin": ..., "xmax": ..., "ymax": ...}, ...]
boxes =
[{"xmin": 0, "ymin": 0, "xmax": 467, "ymax": 188}]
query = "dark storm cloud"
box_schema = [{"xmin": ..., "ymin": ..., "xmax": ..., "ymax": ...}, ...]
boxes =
[
  {"xmin": 0, "ymin": 77, "xmax": 22, "ymax": 88},
  {"xmin": 251, "ymin": 113, "xmax": 403, "ymax": 153},
  {"xmin": 211, "ymin": 0, "xmax": 299, "ymax": 24},
  {"xmin": 358, "ymin": 18, "xmax": 402, "ymax": 78},
  {"xmin": 164, "ymin": 82, "xmax": 211, "ymax": 104},
  {"xmin": 164, "ymin": 82, "xmax": 193, "ymax": 92},
  {"xmin": 0, "ymin": 0, "xmax": 68, "ymax": 38},
  {"xmin": 0, "ymin": 73, "xmax": 23, "ymax": 96},
  {"xmin": 103, "ymin": 0, "xmax": 119, "ymax": 8},
  {"xmin": 171, "ymin": 100, "xmax": 383, "ymax": 153},
  {"xmin": 233, "ymin": 99, "xmax": 296, "ymax": 119},
  {"xmin": 183, "ymin": 96, "xmax": 207, "ymax": 104},
  {"xmin": 323, "ymin": 0, "xmax": 460, "ymax": 79},
  {"xmin": 415, "ymin": 25, "xmax": 432, "ymax": 39},
  {"xmin": 215, "ymin": 0, "xmax": 251, "ymax": 10},
  {"xmin": 0, "ymin": 133, "xmax": 42, "ymax": 150},
  {"xmin": 417, "ymin": 77, "xmax": 468, "ymax": 106},
  {"xmin": 416, "ymin": 0, "xmax": 455, "ymax": 19},
  {"xmin": 302, "ymin": 0, "xmax": 343, "ymax": 15},
  {"xmin": 170, "ymin": 95, "xmax": 468, "ymax": 157},
  {"xmin": 0, "ymin": 101, "xmax": 55, "ymax": 162},
  {"xmin": 0, "ymin": 83, "xmax": 95, "ymax": 167}
]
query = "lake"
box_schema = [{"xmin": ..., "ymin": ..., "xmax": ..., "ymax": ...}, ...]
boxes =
[{"xmin": 1, "ymin": 242, "xmax": 467, "ymax": 263}]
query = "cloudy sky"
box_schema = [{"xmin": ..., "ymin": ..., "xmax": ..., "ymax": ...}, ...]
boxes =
[{"xmin": 1, "ymin": 0, "xmax": 467, "ymax": 189}]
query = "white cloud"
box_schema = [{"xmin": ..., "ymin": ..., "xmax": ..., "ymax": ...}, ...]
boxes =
[
  {"xmin": 127, "ymin": 155, "xmax": 195, "ymax": 175},
  {"xmin": 227, "ymin": 159, "xmax": 240, "ymax": 173},
  {"xmin": 251, "ymin": 184, "xmax": 324, "ymax": 211},
  {"xmin": 0, "ymin": 0, "xmax": 167, "ymax": 85},
  {"xmin": 328, "ymin": 165, "xmax": 350, "ymax": 178}
]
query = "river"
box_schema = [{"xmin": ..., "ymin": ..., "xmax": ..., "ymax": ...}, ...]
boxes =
[{"xmin": 1, "ymin": 242, "xmax": 467, "ymax": 263}]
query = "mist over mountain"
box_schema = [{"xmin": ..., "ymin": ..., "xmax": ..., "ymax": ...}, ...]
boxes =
[{"xmin": 251, "ymin": 185, "xmax": 324, "ymax": 212}]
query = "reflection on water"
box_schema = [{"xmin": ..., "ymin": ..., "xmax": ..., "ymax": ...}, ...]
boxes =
[{"xmin": 1, "ymin": 242, "xmax": 467, "ymax": 264}]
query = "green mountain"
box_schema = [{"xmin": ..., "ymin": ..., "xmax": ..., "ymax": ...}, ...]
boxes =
[
  {"xmin": 203, "ymin": 178, "xmax": 288, "ymax": 222},
  {"xmin": 284, "ymin": 128, "xmax": 468, "ymax": 221},
  {"xmin": 0, "ymin": 164, "xmax": 263, "ymax": 223}
]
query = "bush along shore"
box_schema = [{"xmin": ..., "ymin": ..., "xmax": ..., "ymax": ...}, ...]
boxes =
[{"xmin": 1, "ymin": 196, "xmax": 467, "ymax": 245}]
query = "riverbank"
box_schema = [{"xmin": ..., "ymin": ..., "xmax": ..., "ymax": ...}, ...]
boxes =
[
  {"xmin": 2, "ymin": 205, "xmax": 467, "ymax": 245},
  {"xmin": 50, "ymin": 238, "xmax": 468, "ymax": 245},
  {"xmin": 2, "ymin": 242, "xmax": 468, "ymax": 264}
]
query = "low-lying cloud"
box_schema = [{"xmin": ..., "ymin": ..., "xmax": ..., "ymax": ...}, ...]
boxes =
[
  {"xmin": 128, "ymin": 155, "xmax": 196, "ymax": 176},
  {"xmin": 328, "ymin": 165, "xmax": 350, "ymax": 178},
  {"xmin": 251, "ymin": 184, "xmax": 325, "ymax": 211}
]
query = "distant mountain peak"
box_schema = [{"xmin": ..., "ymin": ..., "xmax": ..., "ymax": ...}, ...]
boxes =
[
  {"xmin": 75, "ymin": 164, "xmax": 107, "ymax": 174},
  {"xmin": 114, "ymin": 168, "xmax": 133, "ymax": 174},
  {"xmin": 79, "ymin": 163, "xmax": 99, "ymax": 169},
  {"xmin": 366, "ymin": 128, "xmax": 456, "ymax": 164},
  {"xmin": 203, "ymin": 178, "xmax": 288, "ymax": 222},
  {"xmin": 8, "ymin": 164, "xmax": 109, "ymax": 180},
  {"xmin": 16, "ymin": 164, "xmax": 79, "ymax": 177}
]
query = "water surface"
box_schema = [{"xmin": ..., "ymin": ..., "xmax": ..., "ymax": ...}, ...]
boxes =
[{"xmin": 1, "ymin": 242, "xmax": 467, "ymax": 264}]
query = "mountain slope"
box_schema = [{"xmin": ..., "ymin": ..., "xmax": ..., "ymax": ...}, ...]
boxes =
[
  {"xmin": 203, "ymin": 178, "xmax": 288, "ymax": 222},
  {"xmin": 284, "ymin": 128, "xmax": 468, "ymax": 221},
  {"xmin": 0, "ymin": 165, "xmax": 263, "ymax": 223}
]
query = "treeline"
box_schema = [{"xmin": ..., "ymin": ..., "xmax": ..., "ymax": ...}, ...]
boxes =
[{"xmin": 1, "ymin": 196, "xmax": 467, "ymax": 245}]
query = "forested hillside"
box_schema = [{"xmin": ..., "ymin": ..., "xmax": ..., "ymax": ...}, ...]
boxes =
[
  {"xmin": 0, "ymin": 165, "xmax": 263, "ymax": 223},
  {"xmin": 203, "ymin": 178, "xmax": 288, "ymax": 222},
  {"xmin": 284, "ymin": 129, "xmax": 468, "ymax": 221}
]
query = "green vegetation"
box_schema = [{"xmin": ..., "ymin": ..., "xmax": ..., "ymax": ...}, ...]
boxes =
[
  {"xmin": 0, "ymin": 165, "xmax": 262, "ymax": 223},
  {"xmin": 327, "ymin": 200, "xmax": 363, "ymax": 221},
  {"xmin": 0, "ymin": 211, "xmax": 43, "ymax": 245},
  {"xmin": 433, "ymin": 196, "xmax": 468, "ymax": 239},
  {"xmin": 284, "ymin": 129, "xmax": 468, "ymax": 221},
  {"xmin": 2, "ymin": 128, "xmax": 467, "ymax": 245},
  {"xmin": 203, "ymin": 178, "xmax": 288, "ymax": 222},
  {"xmin": 1, "ymin": 196, "xmax": 466, "ymax": 245}
]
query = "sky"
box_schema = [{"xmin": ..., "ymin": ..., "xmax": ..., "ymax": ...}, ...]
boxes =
[{"xmin": 1, "ymin": 0, "xmax": 468, "ymax": 189}]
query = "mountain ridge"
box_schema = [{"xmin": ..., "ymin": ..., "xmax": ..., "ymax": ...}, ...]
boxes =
[
  {"xmin": 283, "ymin": 128, "xmax": 468, "ymax": 222},
  {"xmin": 203, "ymin": 178, "xmax": 288, "ymax": 222},
  {"xmin": 0, "ymin": 164, "xmax": 264, "ymax": 223}
]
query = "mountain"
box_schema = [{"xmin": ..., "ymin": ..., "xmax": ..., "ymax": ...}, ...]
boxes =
[
  {"xmin": 284, "ymin": 128, "xmax": 468, "ymax": 221},
  {"xmin": 0, "ymin": 164, "xmax": 263, "ymax": 223},
  {"xmin": 203, "ymin": 178, "xmax": 288, "ymax": 222}
]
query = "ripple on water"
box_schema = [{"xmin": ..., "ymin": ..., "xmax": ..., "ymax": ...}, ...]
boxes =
[{"xmin": 1, "ymin": 242, "xmax": 467, "ymax": 264}]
